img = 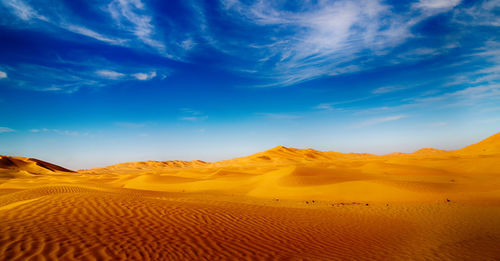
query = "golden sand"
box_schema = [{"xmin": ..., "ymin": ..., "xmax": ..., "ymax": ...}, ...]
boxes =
[{"xmin": 1, "ymin": 132, "xmax": 500, "ymax": 260}]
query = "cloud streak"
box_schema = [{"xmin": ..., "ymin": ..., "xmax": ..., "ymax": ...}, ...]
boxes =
[
  {"xmin": 372, "ymin": 85, "xmax": 411, "ymax": 94},
  {"xmin": 0, "ymin": 0, "xmax": 194, "ymax": 60},
  {"xmin": 413, "ymin": 0, "xmax": 461, "ymax": 12},
  {"xmin": 179, "ymin": 108, "xmax": 208, "ymax": 122},
  {"xmin": 356, "ymin": 115, "xmax": 406, "ymax": 128},
  {"xmin": 0, "ymin": 0, "xmax": 48, "ymax": 21},
  {"xmin": 256, "ymin": 113, "xmax": 301, "ymax": 120},
  {"xmin": 0, "ymin": 62, "xmax": 161, "ymax": 93},
  {"xmin": 132, "ymin": 71, "xmax": 156, "ymax": 80},
  {"xmin": 30, "ymin": 128, "xmax": 83, "ymax": 136},
  {"xmin": 65, "ymin": 25, "xmax": 125, "ymax": 45},
  {"xmin": 107, "ymin": 0, "xmax": 166, "ymax": 53},
  {"xmin": 96, "ymin": 70, "xmax": 125, "ymax": 79},
  {"xmin": 0, "ymin": 127, "xmax": 14, "ymax": 133}
]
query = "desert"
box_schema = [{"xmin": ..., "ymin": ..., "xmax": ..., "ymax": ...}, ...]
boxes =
[
  {"xmin": 2, "ymin": 0, "xmax": 499, "ymax": 260},
  {"xmin": 1, "ymin": 132, "xmax": 500, "ymax": 260}
]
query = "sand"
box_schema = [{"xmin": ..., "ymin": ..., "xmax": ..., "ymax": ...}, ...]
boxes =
[{"xmin": 1, "ymin": 132, "xmax": 500, "ymax": 260}]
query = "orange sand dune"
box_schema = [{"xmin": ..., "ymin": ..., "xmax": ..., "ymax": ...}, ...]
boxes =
[{"xmin": 1, "ymin": 132, "xmax": 500, "ymax": 260}]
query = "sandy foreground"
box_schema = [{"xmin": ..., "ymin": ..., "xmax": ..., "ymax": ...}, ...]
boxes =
[{"xmin": 1, "ymin": 133, "xmax": 500, "ymax": 260}]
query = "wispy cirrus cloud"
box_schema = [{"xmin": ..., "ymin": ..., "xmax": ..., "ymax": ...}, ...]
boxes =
[
  {"xmin": 218, "ymin": 0, "xmax": 410, "ymax": 86},
  {"xmin": 455, "ymin": 0, "xmax": 500, "ymax": 27},
  {"xmin": 132, "ymin": 71, "xmax": 156, "ymax": 81},
  {"xmin": 256, "ymin": 113, "xmax": 301, "ymax": 120},
  {"xmin": 416, "ymin": 84, "xmax": 500, "ymax": 106},
  {"xmin": 0, "ymin": 0, "xmax": 48, "ymax": 21},
  {"xmin": 96, "ymin": 70, "xmax": 126, "ymax": 79},
  {"xmin": 413, "ymin": 0, "xmax": 461, "ymax": 13},
  {"xmin": 180, "ymin": 116, "xmax": 208, "ymax": 121},
  {"xmin": 115, "ymin": 122, "xmax": 146, "ymax": 128},
  {"xmin": 0, "ymin": 0, "xmax": 169, "ymax": 93},
  {"xmin": 30, "ymin": 128, "xmax": 83, "ymax": 136},
  {"xmin": 354, "ymin": 83, "xmax": 500, "ymax": 118},
  {"xmin": 65, "ymin": 25, "xmax": 125, "ymax": 45},
  {"xmin": 372, "ymin": 85, "xmax": 411, "ymax": 94},
  {"xmin": 314, "ymin": 103, "xmax": 335, "ymax": 111},
  {"xmin": 0, "ymin": 64, "xmax": 101, "ymax": 93},
  {"xmin": 0, "ymin": 0, "xmax": 122, "ymax": 45},
  {"xmin": 444, "ymin": 42, "xmax": 500, "ymax": 88},
  {"xmin": 0, "ymin": 56, "xmax": 162, "ymax": 93},
  {"xmin": 0, "ymin": 127, "xmax": 15, "ymax": 133},
  {"xmin": 209, "ymin": 0, "xmax": 466, "ymax": 87},
  {"xmin": 97, "ymin": 69, "xmax": 159, "ymax": 81},
  {"xmin": 0, "ymin": 0, "xmax": 498, "ymax": 92},
  {"xmin": 106, "ymin": 0, "xmax": 166, "ymax": 53},
  {"xmin": 356, "ymin": 115, "xmax": 406, "ymax": 128},
  {"xmin": 0, "ymin": 0, "xmax": 195, "ymax": 60},
  {"xmin": 179, "ymin": 108, "xmax": 208, "ymax": 122}
]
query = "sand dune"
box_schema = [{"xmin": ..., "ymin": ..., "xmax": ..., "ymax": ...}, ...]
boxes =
[
  {"xmin": 0, "ymin": 156, "xmax": 75, "ymax": 173},
  {"xmin": 1, "ymin": 132, "xmax": 500, "ymax": 260}
]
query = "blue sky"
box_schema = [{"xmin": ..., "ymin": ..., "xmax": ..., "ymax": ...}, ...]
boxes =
[{"xmin": 0, "ymin": 0, "xmax": 499, "ymax": 169}]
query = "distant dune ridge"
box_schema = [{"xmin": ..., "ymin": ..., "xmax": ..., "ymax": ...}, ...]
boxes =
[{"xmin": 1, "ymin": 132, "xmax": 500, "ymax": 260}]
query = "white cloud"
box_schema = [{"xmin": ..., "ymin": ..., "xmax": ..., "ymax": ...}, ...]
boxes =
[
  {"xmin": 362, "ymin": 83, "xmax": 500, "ymax": 115},
  {"xmin": 422, "ymin": 84, "xmax": 500, "ymax": 108},
  {"xmin": 2, "ymin": 63, "xmax": 104, "ymax": 93},
  {"xmin": 53, "ymin": 129, "xmax": 79, "ymax": 136},
  {"xmin": 115, "ymin": 122, "xmax": 146, "ymax": 128},
  {"xmin": 0, "ymin": 127, "xmax": 14, "ymax": 133},
  {"xmin": 357, "ymin": 115, "xmax": 406, "ymax": 127},
  {"xmin": 30, "ymin": 128, "xmax": 50, "ymax": 133},
  {"xmin": 315, "ymin": 103, "xmax": 334, "ymax": 111},
  {"xmin": 395, "ymin": 48, "xmax": 441, "ymax": 61},
  {"xmin": 180, "ymin": 108, "xmax": 202, "ymax": 115},
  {"xmin": 430, "ymin": 122, "xmax": 448, "ymax": 127},
  {"xmin": 413, "ymin": 0, "xmax": 461, "ymax": 11},
  {"xmin": 0, "ymin": 0, "xmax": 190, "ymax": 59},
  {"xmin": 30, "ymin": 128, "xmax": 80, "ymax": 136},
  {"xmin": 458, "ymin": 0, "xmax": 500, "ymax": 27},
  {"xmin": 65, "ymin": 25, "xmax": 124, "ymax": 45},
  {"xmin": 181, "ymin": 38, "xmax": 196, "ymax": 50},
  {"xmin": 372, "ymin": 85, "xmax": 410, "ymax": 94},
  {"xmin": 257, "ymin": 113, "xmax": 301, "ymax": 120},
  {"xmin": 107, "ymin": 0, "xmax": 166, "ymax": 54},
  {"xmin": 179, "ymin": 108, "xmax": 207, "ymax": 121},
  {"xmin": 96, "ymin": 70, "xmax": 125, "ymax": 79},
  {"xmin": 219, "ymin": 0, "xmax": 413, "ymax": 86},
  {"xmin": 1, "ymin": 0, "xmax": 126, "ymax": 46},
  {"xmin": 445, "ymin": 42, "xmax": 500, "ymax": 86},
  {"xmin": 180, "ymin": 116, "xmax": 208, "ymax": 121},
  {"xmin": 1, "ymin": 0, "xmax": 48, "ymax": 21},
  {"xmin": 132, "ymin": 71, "xmax": 156, "ymax": 80},
  {"xmin": 0, "ymin": 71, "xmax": 7, "ymax": 79},
  {"xmin": 211, "ymin": 0, "xmax": 481, "ymax": 87}
]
